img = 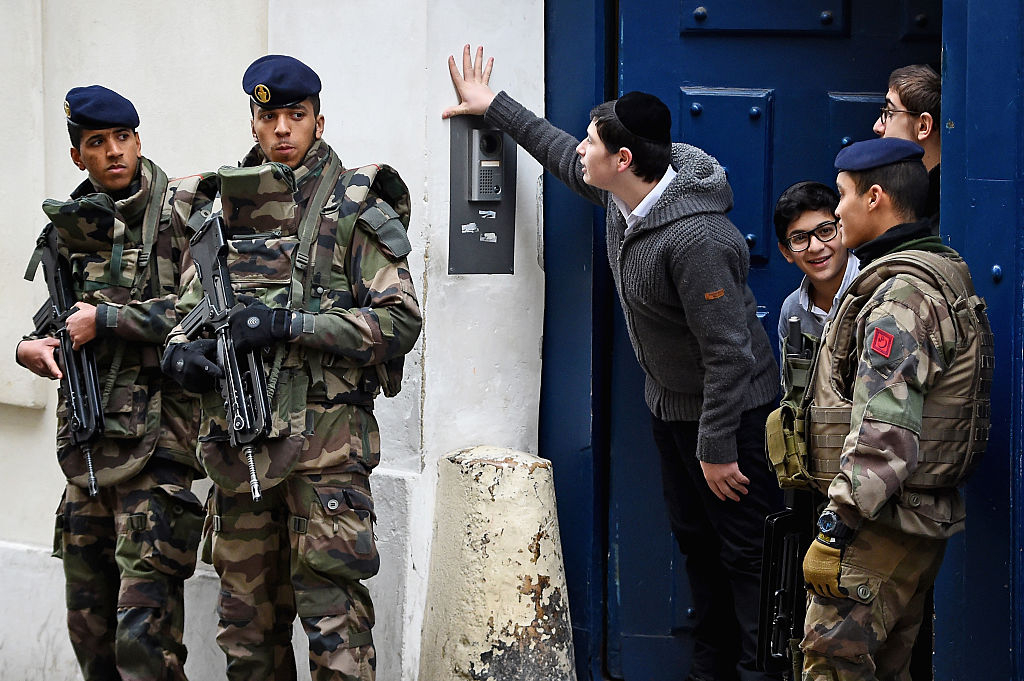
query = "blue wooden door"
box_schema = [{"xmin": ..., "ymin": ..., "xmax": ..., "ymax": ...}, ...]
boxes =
[{"xmin": 607, "ymin": 2, "xmax": 951, "ymax": 678}]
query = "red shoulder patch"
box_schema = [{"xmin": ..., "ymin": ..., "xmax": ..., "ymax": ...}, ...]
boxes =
[
  {"xmin": 870, "ymin": 327, "xmax": 894, "ymax": 358},
  {"xmin": 704, "ymin": 289, "xmax": 725, "ymax": 301}
]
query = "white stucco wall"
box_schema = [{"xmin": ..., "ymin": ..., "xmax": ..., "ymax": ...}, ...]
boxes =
[{"xmin": 0, "ymin": 1, "xmax": 545, "ymax": 679}]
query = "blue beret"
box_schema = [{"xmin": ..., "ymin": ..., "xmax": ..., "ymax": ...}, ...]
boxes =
[
  {"xmin": 64, "ymin": 85, "xmax": 139, "ymax": 129},
  {"xmin": 614, "ymin": 91, "xmax": 671, "ymax": 145},
  {"xmin": 242, "ymin": 55, "xmax": 321, "ymax": 108},
  {"xmin": 834, "ymin": 138, "xmax": 924, "ymax": 172}
]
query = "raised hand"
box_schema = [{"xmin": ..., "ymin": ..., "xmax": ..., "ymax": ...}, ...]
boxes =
[{"xmin": 442, "ymin": 44, "xmax": 496, "ymax": 118}]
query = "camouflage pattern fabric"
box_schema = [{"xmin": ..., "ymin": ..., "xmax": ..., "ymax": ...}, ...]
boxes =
[
  {"xmin": 27, "ymin": 158, "xmax": 214, "ymax": 681},
  {"xmin": 207, "ymin": 461, "xmax": 379, "ymax": 681},
  {"xmin": 166, "ymin": 139, "xmax": 419, "ymax": 679},
  {"xmin": 58, "ymin": 459, "xmax": 204, "ymax": 681},
  {"xmin": 801, "ymin": 519, "xmax": 946, "ymax": 681},
  {"xmin": 802, "ymin": 243, "xmax": 990, "ymax": 679},
  {"xmin": 31, "ymin": 158, "xmax": 214, "ymax": 485},
  {"xmin": 168, "ymin": 140, "xmax": 420, "ymax": 492},
  {"xmin": 822, "ymin": 267, "xmax": 961, "ymax": 531}
]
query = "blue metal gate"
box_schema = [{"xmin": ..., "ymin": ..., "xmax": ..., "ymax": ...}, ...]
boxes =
[{"xmin": 539, "ymin": 1, "xmax": 1023, "ymax": 679}]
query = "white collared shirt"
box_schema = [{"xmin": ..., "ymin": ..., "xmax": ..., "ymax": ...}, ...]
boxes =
[
  {"xmin": 613, "ymin": 165, "xmax": 677, "ymax": 235},
  {"xmin": 797, "ymin": 254, "xmax": 862, "ymax": 324}
]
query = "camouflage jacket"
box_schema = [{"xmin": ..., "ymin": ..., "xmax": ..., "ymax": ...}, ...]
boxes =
[
  {"xmin": 168, "ymin": 140, "xmax": 421, "ymax": 492},
  {"xmin": 26, "ymin": 158, "xmax": 216, "ymax": 486},
  {"xmin": 811, "ymin": 228, "xmax": 992, "ymax": 538}
]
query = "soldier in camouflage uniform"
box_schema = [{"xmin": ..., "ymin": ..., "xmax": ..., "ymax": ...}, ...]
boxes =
[
  {"xmin": 799, "ymin": 138, "xmax": 993, "ymax": 680},
  {"xmin": 16, "ymin": 85, "xmax": 213, "ymax": 681},
  {"xmin": 162, "ymin": 55, "xmax": 421, "ymax": 681}
]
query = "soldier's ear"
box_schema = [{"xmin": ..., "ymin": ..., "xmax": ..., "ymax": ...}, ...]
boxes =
[
  {"xmin": 867, "ymin": 185, "xmax": 884, "ymax": 210},
  {"xmin": 315, "ymin": 114, "xmax": 325, "ymax": 140},
  {"xmin": 70, "ymin": 146, "xmax": 85, "ymax": 171},
  {"xmin": 134, "ymin": 132, "xmax": 142, "ymax": 157}
]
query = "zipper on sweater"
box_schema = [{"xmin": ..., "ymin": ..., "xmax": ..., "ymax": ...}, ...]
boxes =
[{"xmin": 616, "ymin": 226, "xmax": 648, "ymax": 368}]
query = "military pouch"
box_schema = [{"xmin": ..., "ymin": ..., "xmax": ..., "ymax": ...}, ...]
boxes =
[
  {"xmin": 782, "ymin": 354, "xmax": 814, "ymax": 397},
  {"xmin": 115, "ymin": 483, "xmax": 204, "ymax": 581},
  {"xmin": 297, "ymin": 483, "xmax": 380, "ymax": 587},
  {"xmin": 101, "ymin": 364, "xmax": 158, "ymax": 439},
  {"xmin": 43, "ymin": 193, "xmax": 119, "ymax": 254},
  {"xmin": 55, "ymin": 375, "xmax": 161, "ymax": 488},
  {"xmin": 765, "ymin": 401, "xmax": 813, "ymax": 489},
  {"xmin": 219, "ymin": 162, "xmax": 297, "ymax": 234},
  {"xmin": 226, "ymin": 238, "xmax": 299, "ymax": 291}
]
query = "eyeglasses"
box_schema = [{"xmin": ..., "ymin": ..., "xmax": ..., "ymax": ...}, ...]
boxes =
[
  {"xmin": 878, "ymin": 107, "xmax": 922, "ymax": 124},
  {"xmin": 785, "ymin": 219, "xmax": 839, "ymax": 252}
]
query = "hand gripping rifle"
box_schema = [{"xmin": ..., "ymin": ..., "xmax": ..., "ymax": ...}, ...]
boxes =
[
  {"xmin": 30, "ymin": 225, "xmax": 103, "ymax": 496},
  {"xmin": 180, "ymin": 212, "xmax": 271, "ymax": 501},
  {"xmin": 757, "ymin": 317, "xmax": 817, "ymax": 678}
]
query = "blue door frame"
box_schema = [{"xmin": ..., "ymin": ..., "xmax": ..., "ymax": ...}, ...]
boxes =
[{"xmin": 538, "ymin": 1, "xmax": 1024, "ymax": 679}]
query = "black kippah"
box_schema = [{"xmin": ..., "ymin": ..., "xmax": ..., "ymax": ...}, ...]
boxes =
[{"xmin": 613, "ymin": 91, "xmax": 671, "ymax": 145}]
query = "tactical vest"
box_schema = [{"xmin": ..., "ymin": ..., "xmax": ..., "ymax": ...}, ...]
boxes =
[
  {"xmin": 805, "ymin": 250, "xmax": 994, "ymax": 493},
  {"xmin": 27, "ymin": 159, "xmax": 210, "ymax": 486},
  {"xmin": 197, "ymin": 154, "xmax": 412, "ymax": 493}
]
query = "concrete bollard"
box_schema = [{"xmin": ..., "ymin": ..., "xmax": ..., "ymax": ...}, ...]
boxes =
[{"xmin": 419, "ymin": 446, "xmax": 577, "ymax": 681}]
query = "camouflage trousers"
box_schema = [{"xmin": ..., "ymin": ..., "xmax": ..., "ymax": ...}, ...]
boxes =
[
  {"xmin": 205, "ymin": 469, "xmax": 380, "ymax": 681},
  {"xmin": 55, "ymin": 458, "xmax": 204, "ymax": 681},
  {"xmin": 800, "ymin": 519, "xmax": 947, "ymax": 681}
]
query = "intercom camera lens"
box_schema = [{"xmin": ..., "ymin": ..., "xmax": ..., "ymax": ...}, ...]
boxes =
[{"xmin": 479, "ymin": 132, "xmax": 501, "ymax": 155}]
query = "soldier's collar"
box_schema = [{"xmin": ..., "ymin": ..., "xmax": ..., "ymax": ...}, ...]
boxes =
[
  {"xmin": 853, "ymin": 219, "xmax": 940, "ymax": 265},
  {"xmin": 291, "ymin": 139, "xmax": 331, "ymax": 189},
  {"xmin": 68, "ymin": 157, "xmax": 152, "ymax": 221}
]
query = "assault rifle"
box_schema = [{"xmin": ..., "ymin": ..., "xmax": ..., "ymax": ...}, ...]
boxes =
[
  {"xmin": 757, "ymin": 317, "xmax": 817, "ymax": 678},
  {"xmin": 31, "ymin": 225, "xmax": 103, "ymax": 496},
  {"xmin": 180, "ymin": 212, "xmax": 271, "ymax": 501}
]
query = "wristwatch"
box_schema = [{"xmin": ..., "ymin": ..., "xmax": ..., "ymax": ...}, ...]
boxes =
[{"xmin": 815, "ymin": 510, "xmax": 854, "ymax": 547}]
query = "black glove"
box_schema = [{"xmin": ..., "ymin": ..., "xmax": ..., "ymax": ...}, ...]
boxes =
[
  {"xmin": 161, "ymin": 339, "xmax": 222, "ymax": 393},
  {"xmin": 228, "ymin": 296, "xmax": 292, "ymax": 353}
]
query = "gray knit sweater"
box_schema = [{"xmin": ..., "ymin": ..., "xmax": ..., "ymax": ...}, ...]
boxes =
[{"xmin": 486, "ymin": 92, "xmax": 778, "ymax": 463}]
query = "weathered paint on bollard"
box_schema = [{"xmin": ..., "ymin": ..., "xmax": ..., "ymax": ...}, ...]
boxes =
[{"xmin": 419, "ymin": 446, "xmax": 577, "ymax": 681}]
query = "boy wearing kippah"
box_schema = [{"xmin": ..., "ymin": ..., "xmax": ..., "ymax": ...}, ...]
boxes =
[{"xmin": 445, "ymin": 45, "xmax": 784, "ymax": 681}]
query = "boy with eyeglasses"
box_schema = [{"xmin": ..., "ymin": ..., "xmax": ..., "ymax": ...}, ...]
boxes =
[
  {"xmin": 775, "ymin": 181, "xmax": 860, "ymax": 356},
  {"xmin": 873, "ymin": 64, "xmax": 941, "ymax": 228}
]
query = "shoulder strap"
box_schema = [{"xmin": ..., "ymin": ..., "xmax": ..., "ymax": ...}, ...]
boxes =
[
  {"xmin": 130, "ymin": 162, "xmax": 169, "ymax": 298},
  {"xmin": 856, "ymin": 250, "xmax": 974, "ymax": 309},
  {"xmin": 24, "ymin": 224, "xmax": 53, "ymax": 282},
  {"xmin": 289, "ymin": 152, "xmax": 343, "ymax": 311},
  {"xmin": 305, "ymin": 163, "xmax": 394, "ymax": 312}
]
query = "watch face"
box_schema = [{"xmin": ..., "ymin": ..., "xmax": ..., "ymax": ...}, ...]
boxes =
[{"xmin": 819, "ymin": 512, "xmax": 838, "ymax": 534}]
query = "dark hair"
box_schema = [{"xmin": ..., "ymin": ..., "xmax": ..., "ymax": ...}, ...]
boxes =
[
  {"xmin": 67, "ymin": 121, "xmax": 82, "ymax": 148},
  {"xmin": 848, "ymin": 160, "xmax": 929, "ymax": 221},
  {"xmin": 888, "ymin": 64, "xmax": 940, "ymax": 122},
  {"xmin": 589, "ymin": 100, "xmax": 671, "ymax": 183},
  {"xmin": 773, "ymin": 181, "xmax": 838, "ymax": 242},
  {"xmin": 250, "ymin": 94, "xmax": 321, "ymax": 118}
]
